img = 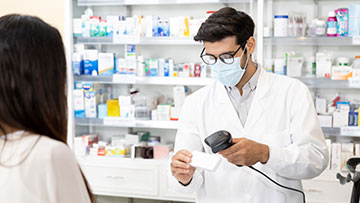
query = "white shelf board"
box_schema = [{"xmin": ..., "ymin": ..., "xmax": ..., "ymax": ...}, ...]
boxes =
[
  {"xmin": 75, "ymin": 37, "xmax": 201, "ymax": 46},
  {"xmin": 322, "ymin": 127, "xmax": 360, "ymax": 138},
  {"xmin": 75, "ymin": 118, "xmax": 178, "ymax": 129},
  {"xmin": 74, "ymin": 75, "xmax": 216, "ymax": 86},
  {"xmin": 296, "ymin": 77, "xmax": 360, "ymax": 89},
  {"xmin": 78, "ymin": 0, "xmax": 251, "ymax": 6},
  {"xmin": 264, "ymin": 36, "xmax": 358, "ymax": 46}
]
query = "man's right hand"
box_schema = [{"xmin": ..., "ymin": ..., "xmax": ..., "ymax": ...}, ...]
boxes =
[{"xmin": 171, "ymin": 150, "xmax": 196, "ymax": 185}]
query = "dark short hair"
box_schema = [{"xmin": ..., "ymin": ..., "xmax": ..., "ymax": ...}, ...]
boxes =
[{"xmin": 194, "ymin": 7, "xmax": 255, "ymax": 48}]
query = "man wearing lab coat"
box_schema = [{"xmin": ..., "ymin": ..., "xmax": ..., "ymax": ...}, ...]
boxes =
[{"xmin": 169, "ymin": 7, "xmax": 329, "ymax": 203}]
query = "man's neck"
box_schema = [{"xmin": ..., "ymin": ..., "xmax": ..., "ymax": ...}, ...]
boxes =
[{"xmin": 235, "ymin": 60, "xmax": 257, "ymax": 95}]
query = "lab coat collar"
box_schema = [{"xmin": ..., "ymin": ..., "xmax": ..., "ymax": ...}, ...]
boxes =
[
  {"xmin": 215, "ymin": 67, "xmax": 269, "ymax": 104},
  {"xmin": 215, "ymin": 67, "xmax": 270, "ymax": 130}
]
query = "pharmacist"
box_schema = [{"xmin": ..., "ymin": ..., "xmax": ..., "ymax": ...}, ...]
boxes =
[{"xmin": 169, "ymin": 7, "xmax": 328, "ymax": 203}]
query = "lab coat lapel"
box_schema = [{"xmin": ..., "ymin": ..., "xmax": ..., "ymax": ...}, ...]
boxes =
[
  {"xmin": 214, "ymin": 81, "xmax": 244, "ymax": 130},
  {"xmin": 244, "ymin": 68, "xmax": 270, "ymax": 130}
]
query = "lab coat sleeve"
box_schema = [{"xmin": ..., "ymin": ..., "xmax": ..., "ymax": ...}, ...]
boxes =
[
  {"xmin": 49, "ymin": 143, "xmax": 91, "ymax": 203},
  {"xmin": 168, "ymin": 95, "xmax": 204, "ymax": 193},
  {"xmin": 265, "ymin": 80, "xmax": 329, "ymax": 180}
]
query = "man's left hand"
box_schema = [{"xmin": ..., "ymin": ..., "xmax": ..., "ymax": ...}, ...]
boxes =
[{"xmin": 218, "ymin": 138, "xmax": 269, "ymax": 166}]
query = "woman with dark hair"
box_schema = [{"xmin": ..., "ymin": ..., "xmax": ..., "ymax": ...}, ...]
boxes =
[{"xmin": 0, "ymin": 14, "xmax": 94, "ymax": 202}]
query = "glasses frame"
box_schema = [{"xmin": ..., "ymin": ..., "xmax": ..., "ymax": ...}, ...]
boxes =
[{"xmin": 200, "ymin": 45, "xmax": 242, "ymax": 65}]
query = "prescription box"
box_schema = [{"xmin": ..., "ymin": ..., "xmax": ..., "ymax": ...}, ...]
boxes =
[
  {"xmin": 333, "ymin": 111, "xmax": 349, "ymax": 127},
  {"xmin": 73, "ymin": 89, "xmax": 85, "ymax": 118},
  {"xmin": 318, "ymin": 115, "xmax": 333, "ymax": 128},
  {"xmin": 331, "ymin": 143, "xmax": 341, "ymax": 170},
  {"xmin": 82, "ymin": 83, "xmax": 97, "ymax": 118},
  {"xmin": 107, "ymin": 99, "xmax": 120, "ymax": 117},
  {"xmin": 98, "ymin": 53, "xmax": 114, "ymax": 76},
  {"xmin": 83, "ymin": 50, "xmax": 98, "ymax": 76},
  {"xmin": 331, "ymin": 66, "xmax": 352, "ymax": 80}
]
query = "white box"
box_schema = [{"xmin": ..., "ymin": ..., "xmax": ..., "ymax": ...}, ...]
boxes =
[
  {"xmin": 173, "ymin": 86, "xmax": 185, "ymax": 109},
  {"xmin": 331, "ymin": 143, "xmax": 341, "ymax": 170},
  {"xmin": 318, "ymin": 115, "xmax": 333, "ymax": 127},
  {"xmin": 144, "ymin": 16, "xmax": 153, "ymax": 37},
  {"xmin": 74, "ymin": 137, "xmax": 86, "ymax": 156},
  {"xmin": 98, "ymin": 53, "xmax": 114, "ymax": 76},
  {"xmin": 118, "ymin": 96, "xmax": 132, "ymax": 106},
  {"xmin": 125, "ymin": 134, "xmax": 140, "ymax": 145},
  {"xmin": 190, "ymin": 151, "xmax": 221, "ymax": 172},
  {"xmin": 286, "ymin": 56, "xmax": 303, "ymax": 77},
  {"xmin": 316, "ymin": 52, "xmax": 332, "ymax": 78},
  {"xmin": 331, "ymin": 66, "xmax": 353, "ymax": 80},
  {"xmin": 341, "ymin": 143, "xmax": 354, "ymax": 154},
  {"xmin": 333, "ymin": 111, "xmax": 349, "ymax": 128},
  {"xmin": 355, "ymin": 144, "xmax": 360, "ymax": 156},
  {"xmin": 325, "ymin": 139, "xmax": 332, "ymax": 169},
  {"xmin": 73, "ymin": 89, "xmax": 85, "ymax": 118},
  {"xmin": 316, "ymin": 98, "xmax": 327, "ymax": 114}
]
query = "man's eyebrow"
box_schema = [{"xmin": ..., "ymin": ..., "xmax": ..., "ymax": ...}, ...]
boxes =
[{"xmin": 205, "ymin": 50, "xmax": 234, "ymax": 55}]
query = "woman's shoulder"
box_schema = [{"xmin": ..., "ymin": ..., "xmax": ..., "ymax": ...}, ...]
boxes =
[{"xmin": 29, "ymin": 135, "xmax": 75, "ymax": 164}]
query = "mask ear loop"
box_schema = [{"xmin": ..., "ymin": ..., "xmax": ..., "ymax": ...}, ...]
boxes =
[{"xmin": 241, "ymin": 43, "xmax": 250, "ymax": 71}]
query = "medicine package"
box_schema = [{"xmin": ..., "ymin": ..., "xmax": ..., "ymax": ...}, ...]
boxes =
[{"xmin": 190, "ymin": 151, "xmax": 221, "ymax": 172}]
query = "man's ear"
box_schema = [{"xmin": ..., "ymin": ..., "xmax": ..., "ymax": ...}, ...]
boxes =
[{"xmin": 246, "ymin": 37, "xmax": 256, "ymax": 55}]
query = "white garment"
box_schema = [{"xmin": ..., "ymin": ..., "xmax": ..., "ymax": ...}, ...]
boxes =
[
  {"xmin": 226, "ymin": 64, "xmax": 261, "ymax": 126},
  {"xmin": 169, "ymin": 68, "xmax": 329, "ymax": 203},
  {"xmin": 0, "ymin": 131, "xmax": 91, "ymax": 203}
]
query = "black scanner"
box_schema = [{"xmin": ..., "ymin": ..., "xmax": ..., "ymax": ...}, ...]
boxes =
[
  {"xmin": 204, "ymin": 130, "xmax": 233, "ymax": 153},
  {"xmin": 204, "ymin": 130, "xmax": 305, "ymax": 203}
]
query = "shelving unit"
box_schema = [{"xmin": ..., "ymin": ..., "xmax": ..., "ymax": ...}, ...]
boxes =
[
  {"xmin": 74, "ymin": 75, "xmax": 216, "ymax": 86},
  {"xmin": 75, "ymin": 118, "xmax": 179, "ymax": 129},
  {"xmin": 75, "ymin": 36, "xmax": 201, "ymax": 45},
  {"xmin": 264, "ymin": 36, "xmax": 359, "ymax": 46},
  {"xmin": 77, "ymin": 0, "xmax": 252, "ymax": 6}
]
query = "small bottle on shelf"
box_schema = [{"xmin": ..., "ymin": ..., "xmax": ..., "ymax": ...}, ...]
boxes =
[{"xmin": 327, "ymin": 11, "xmax": 337, "ymax": 37}]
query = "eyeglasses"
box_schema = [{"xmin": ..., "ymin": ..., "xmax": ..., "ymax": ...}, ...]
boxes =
[{"xmin": 200, "ymin": 46, "xmax": 242, "ymax": 65}]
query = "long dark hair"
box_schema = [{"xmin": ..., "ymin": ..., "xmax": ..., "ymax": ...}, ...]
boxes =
[{"xmin": 0, "ymin": 14, "xmax": 95, "ymax": 202}]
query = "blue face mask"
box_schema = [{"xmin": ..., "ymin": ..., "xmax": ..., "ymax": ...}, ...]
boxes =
[{"xmin": 210, "ymin": 47, "xmax": 249, "ymax": 87}]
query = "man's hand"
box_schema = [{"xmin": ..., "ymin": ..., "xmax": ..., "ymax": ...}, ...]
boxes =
[
  {"xmin": 218, "ymin": 138, "xmax": 269, "ymax": 166},
  {"xmin": 171, "ymin": 150, "xmax": 196, "ymax": 185}
]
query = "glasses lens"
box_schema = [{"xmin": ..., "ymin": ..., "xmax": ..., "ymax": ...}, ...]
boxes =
[
  {"xmin": 219, "ymin": 54, "xmax": 234, "ymax": 64},
  {"xmin": 201, "ymin": 55, "xmax": 217, "ymax": 65}
]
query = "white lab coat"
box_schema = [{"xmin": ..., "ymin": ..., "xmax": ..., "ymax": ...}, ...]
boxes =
[{"xmin": 169, "ymin": 68, "xmax": 329, "ymax": 203}]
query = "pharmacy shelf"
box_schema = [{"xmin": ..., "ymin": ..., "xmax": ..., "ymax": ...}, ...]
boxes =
[
  {"xmin": 77, "ymin": 156, "xmax": 167, "ymax": 165},
  {"xmin": 74, "ymin": 75, "xmax": 216, "ymax": 86},
  {"xmin": 323, "ymin": 127, "xmax": 360, "ymax": 138},
  {"xmin": 75, "ymin": 37, "xmax": 201, "ymax": 45},
  {"xmin": 296, "ymin": 77, "xmax": 360, "ymax": 89},
  {"xmin": 77, "ymin": 0, "xmax": 251, "ymax": 6},
  {"xmin": 75, "ymin": 118, "xmax": 179, "ymax": 129},
  {"xmin": 264, "ymin": 36, "xmax": 359, "ymax": 46}
]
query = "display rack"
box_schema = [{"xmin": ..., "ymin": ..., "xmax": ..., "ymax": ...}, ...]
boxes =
[
  {"xmin": 75, "ymin": 36, "xmax": 202, "ymax": 45},
  {"xmin": 77, "ymin": 0, "xmax": 252, "ymax": 6},
  {"xmin": 264, "ymin": 36, "xmax": 359, "ymax": 46},
  {"xmin": 74, "ymin": 75, "xmax": 216, "ymax": 86}
]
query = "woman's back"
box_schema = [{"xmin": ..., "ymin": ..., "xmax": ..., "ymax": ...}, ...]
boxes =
[{"xmin": 0, "ymin": 131, "xmax": 90, "ymax": 203}]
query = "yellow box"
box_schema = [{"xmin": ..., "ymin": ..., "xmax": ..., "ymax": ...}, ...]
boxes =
[{"xmin": 107, "ymin": 99, "xmax": 120, "ymax": 117}]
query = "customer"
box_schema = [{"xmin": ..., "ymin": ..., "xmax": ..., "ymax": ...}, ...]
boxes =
[{"xmin": 0, "ymin": 14, "xmax": 94, "ymax": 203}]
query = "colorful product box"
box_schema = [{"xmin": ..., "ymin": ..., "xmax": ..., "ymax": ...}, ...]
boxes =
[
  {"xmin": 98, "ymin": 53, "xmax": 114, "ymax": 76},
  {"xmin": 83, "ymin": 50, "xmax": 98, "ymax": 76}
]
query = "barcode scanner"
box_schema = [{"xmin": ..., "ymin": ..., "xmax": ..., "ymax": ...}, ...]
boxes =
[{"xmin": 205, "ymin": 130, "xmax": 306, "ymax": 203}]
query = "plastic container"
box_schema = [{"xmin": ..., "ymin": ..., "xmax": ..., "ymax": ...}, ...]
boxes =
[
  {"xmin": 274, "ymin": 15, "xmax": 289, "ymax": 37},
  {"xmin": 315, "ymin": 20, "xmax": 326, "ymax": 36},
  {"xmin": 349, "ymin": 5, "xmax": 360, "ymax": 37},
  {"xmin": 327, "ymin": 11, "xmax": 337, "ymax": 37},
  {"xmin": 337, "ymin": 57, "xmax": 350, "ymax": 66}
]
